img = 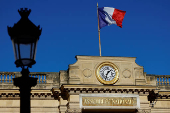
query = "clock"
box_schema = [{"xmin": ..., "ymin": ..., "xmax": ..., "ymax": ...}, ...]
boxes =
[{"xmin": 96, "ymin": 62, "xmax": 119, "ymax": 84}]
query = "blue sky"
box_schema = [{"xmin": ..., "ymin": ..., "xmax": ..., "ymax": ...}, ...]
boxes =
[{"xmin": 0, "ymin": 0, "xmax": 170, "ymax": 75}]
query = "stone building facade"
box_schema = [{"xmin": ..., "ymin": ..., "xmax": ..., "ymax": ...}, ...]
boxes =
[{"xmin": 0, "ymin": 56, "xmax": 169, "ymax": 113}]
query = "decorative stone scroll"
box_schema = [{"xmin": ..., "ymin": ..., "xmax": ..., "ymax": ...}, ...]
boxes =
[{"xmin": 80, "ymin": 94, "xmax": 140, "ymax": 109}]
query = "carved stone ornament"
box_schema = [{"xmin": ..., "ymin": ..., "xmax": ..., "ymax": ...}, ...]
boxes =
[
  {"xmin": 83, "ymin": 68, "xmax": 92, "ymax": 78},
  {"xmin": 123, "ymin": 69, "xmax": 131, "ymax": 78}
]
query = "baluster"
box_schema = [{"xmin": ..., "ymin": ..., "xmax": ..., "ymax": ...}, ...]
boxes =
[
  {"xmin": 38, "ymin": 75, "xmax": 40, "ymax": 83},
  {"xmin": 1, "ymin": 74, "xmax": 3, "ymax": 83},
  {"xmin": 45, "ymin": 75, "xmax": 47, "ymax": 83},
  {"xmin": 40, "ymin": 75, "xmax": 42, "ymax": 83},
  {"xmin": 156, "ymin": 77, "xmax": 158, "ymax": 85},
  {"xmin": 42, "ymin": 75, "xmax": 44, "ymax": 83},
  {"xmin": 3, "ymin": 74, "xmax": 6, "ymax": 83},
  {"xmin": 12, "ymin": 74, "xmax": 15, "ymax": 83},
  {"xmin": 161, "ymin": 77, "xmax": 163, "ymax": 85},
  {"xmin": 37, "ymin": 75, "xmax": 39, "ymax": 83},
  {"xmin": 6, "ymin": 74, "xmax": 8, "ymax": 83},
  {"xmin": 43, "ymin": 75, "xmax": 46, "ymax": 83},
  {"xmin": 158, "ymin": 77, "xmax": 161, "ymax": 85},
  {"xmin": 9, "ymin": 74, "xmax": 11, "ymax": 83},
  {"xmin": 164, "ymin": 77, "xmax": 167, "ymax": 85},
  {"xmin": 11, "ymin": 74, "xmax": 13, "ymax": 83},
  {"xmin": 162, "ymin": 77, "xmax": 164, "ymax": 85},
  {"xmin": 5, "ymin": 74, "xmax": 7, "ymax": 83},
  {"xmin": 7, "ymin": 74, "xmax": 9, "ymax": 83},
  {"xmin": 167, "ymin": 77, "xmax": 170, "ymax": 85}
]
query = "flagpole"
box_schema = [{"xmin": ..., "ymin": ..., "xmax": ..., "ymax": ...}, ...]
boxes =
[{"xmin": 97, "ymin": 2, "xmax": 102, "ymax": 56}]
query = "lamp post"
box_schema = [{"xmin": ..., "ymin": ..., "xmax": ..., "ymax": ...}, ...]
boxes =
[{"xmin": 7, "ymin": 8, "xmax": 42, "ymax": 113}]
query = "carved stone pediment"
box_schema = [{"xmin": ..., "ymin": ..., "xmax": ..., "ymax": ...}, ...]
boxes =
[{"xmin": 67, "ymin": 56, "xmax": 147, "ymax": 86}]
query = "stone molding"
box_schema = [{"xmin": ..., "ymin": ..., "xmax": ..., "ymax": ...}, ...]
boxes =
[
  {"xmin": 60, "ymin": 85, "xmax": 157, "ymax": 100},
  {"xmin": 0, "ymin": 89, "xmax": 54, "ymax": 100},
  {"xmin": 67, "ymin": 108, "xmax": 81, "ymax": 113}
]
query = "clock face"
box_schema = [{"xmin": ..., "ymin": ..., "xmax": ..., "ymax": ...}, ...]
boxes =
[
  {"xmin": 99, "ymin": 66, "xmax": 116, "ymax": 81},
  {"xmin": 96, "ymin": 62, "xmax": 119, "ymax": 84}
]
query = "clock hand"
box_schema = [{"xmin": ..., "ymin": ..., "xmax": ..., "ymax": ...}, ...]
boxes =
[
  {"xmin": 106, "ymin": 70, "xmax": 112, "ymax": 76},
  {"xmin": 105, "ymin": 70, "xmax": 112, "ymax": 80}
]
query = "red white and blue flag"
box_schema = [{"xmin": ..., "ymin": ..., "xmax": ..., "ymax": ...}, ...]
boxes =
[{"xmin": 98, "ymin": 7, "xmax": 126, "ymax": 29}]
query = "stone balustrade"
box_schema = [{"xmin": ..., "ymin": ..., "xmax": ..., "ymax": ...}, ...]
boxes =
[
  {"xmin": 0, "ymin": 72, "xmax": 47, "ymax": 83},
  {"xmin": 0, "ymin": 72, "xmax": 59, "ymax": 89},
  {"xmin": 0, "ymin": 72, "xmax": 170, "ymax": 89},
  {"xmin": 0, "ymin": 72, "xmax": 15, "ymax": 83},
  {"xmin": 155, "ymin": 75, "xmax": 170, "ymax": 86},
  {"xmin": 29, "ymin": 74, "xmax": 46, "ymax": 83}
]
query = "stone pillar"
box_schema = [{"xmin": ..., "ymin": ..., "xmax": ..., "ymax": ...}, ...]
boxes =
[
  {"xmin": 59, "ymin": 98, "xmax": 68, "ymax": 113},
  {"xmin": 67, "ymin": 95, "xmax": 81, "ymax": 113},
  {"xmin": 138, "ymin": 95, "xmax": 151, "ymax": 113}
]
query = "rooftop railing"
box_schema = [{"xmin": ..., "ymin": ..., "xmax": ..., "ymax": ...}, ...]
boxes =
[
  {"xmin": 155, "ymin": 75, "xmax": 170, "ymax": 86},
  {"xmin": 0, "ymin": 72, "xmax": 47, "ymax": 83},
  {"xmin": 0, "ymin": 72, "xmax": 59, "ymax": 89},
  {"xmin": 0, "ymin": 72, "xmax": 170, "ymax": 89}
]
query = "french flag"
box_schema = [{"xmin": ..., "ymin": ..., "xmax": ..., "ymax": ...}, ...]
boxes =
[{"xmin": 98, "ymin": 7, "xmax": 126, "ymax": 29}]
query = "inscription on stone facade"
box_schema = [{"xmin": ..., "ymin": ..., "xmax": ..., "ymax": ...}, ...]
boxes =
[
  {"xmin": 82, "ymin": 97, "xmax": 137, "ymax": 106},
  {"xmin": 80, "ymin": 94, "xmax": 140, "ymax": 109}
]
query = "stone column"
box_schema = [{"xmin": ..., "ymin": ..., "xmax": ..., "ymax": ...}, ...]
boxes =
[
  {"xmin": 59, "ymin": 98, "xmax": 68, "ymax": 113},
  {"xmin": 67, "ymin": 95, "xmax": 81, "ymax": 113}
]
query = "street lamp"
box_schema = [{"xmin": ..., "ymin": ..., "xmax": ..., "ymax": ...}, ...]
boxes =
[{"xmin": 7, "ymin": 8, "xmax": 42, "ymax": 113}]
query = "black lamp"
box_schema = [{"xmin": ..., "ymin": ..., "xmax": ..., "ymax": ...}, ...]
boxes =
[
  {"xmin": 8, "ymin": 8, "xmax": 42, "ymax": 68},
  {"xmin": 7, "ymin": 8, "xmax": 42, "ymax": 113}
]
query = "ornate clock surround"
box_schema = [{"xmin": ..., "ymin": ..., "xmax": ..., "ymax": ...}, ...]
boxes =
[{"xmin": 96, "ymin": 62, "xmax": 119, "ymax": 85}]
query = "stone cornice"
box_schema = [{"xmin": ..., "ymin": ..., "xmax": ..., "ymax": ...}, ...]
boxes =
[
  {"xmin": 0, "ymin": 89, "xmax": 54, "ymax": 100},
  {"xmin": 61, "ymin": 84, "xmax": 157, "ymax": 90},
  {"xmin": 76, "ymin": 55, "xmax": 137, "ymax": 61},
  {"xmin": 60, "ymin": 85, "xmax": 157, "ymax": 100}
]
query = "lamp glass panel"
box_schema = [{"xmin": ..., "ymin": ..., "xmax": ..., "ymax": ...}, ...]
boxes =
[
  {"xmin": 15, "ymin": 43, "xmax": 19, "ymax": 60},
  {"xmin": 18, "ymin": 43, "xmax": 34, "ymax": 66},
  {"xmin": 12, "ymin": 39, "xmax": 18, "ymax": 60},
  {"xmin": 31, "ymin": 42, "xmax": 35, "ymax": 59},
  {"xmin": 19, "ymin": 43, "xmax": 31, "ymax": 59},
  {"xmin": 12, "ymin": 35, "xmax": 38, "ymax": 67},
  {"xmin": 33, "ymin": 40, "xmax": 38, "ymax": 60}
]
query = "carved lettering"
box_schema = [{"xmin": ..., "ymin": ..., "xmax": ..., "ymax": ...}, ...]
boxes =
[{"xmin": 82, "ymin": 97, "xmax": 137, "ymax": 106}]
